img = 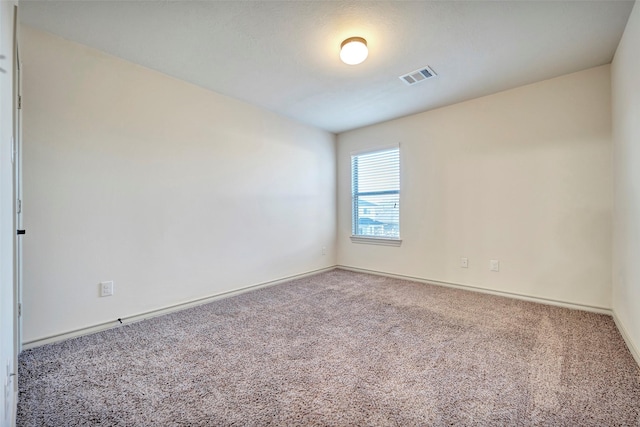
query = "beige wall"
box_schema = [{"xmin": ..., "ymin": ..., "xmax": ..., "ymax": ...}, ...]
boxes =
[
  {"xmin": 337, "ymin": 65, "xmax": 612, "ymax": 309},
  {"xmin": 612, "ymin": 1, "xmax": 640, "ymax": 362},
  {"xmin": 21, "ymin": 26, "xmax": 337, "ymax": 343}
]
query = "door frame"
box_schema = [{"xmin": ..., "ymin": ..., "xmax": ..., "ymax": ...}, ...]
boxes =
[{"xmin": 12, "ymin": 1, "xmax": 22, "ymax": 395}]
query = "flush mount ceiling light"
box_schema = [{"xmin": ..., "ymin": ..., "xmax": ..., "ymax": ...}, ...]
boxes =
[{"xmin": 340, "ymin": 37, "xmax": 368, "ymax": 65}]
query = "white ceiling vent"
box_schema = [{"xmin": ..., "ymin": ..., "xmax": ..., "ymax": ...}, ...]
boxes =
[{"xmin": 399, "ymin": 66, "xmax": 437, "ymax": 86}]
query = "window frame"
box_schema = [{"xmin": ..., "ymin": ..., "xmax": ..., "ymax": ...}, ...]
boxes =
[{"xmin": 350, "ymin": 146, "xmax": 402, "ymax": 246}]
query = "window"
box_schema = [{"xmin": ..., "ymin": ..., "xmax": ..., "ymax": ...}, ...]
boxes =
[{"xmin": 351, "ymin": 147, "xmax": 400, "ymax": 242}]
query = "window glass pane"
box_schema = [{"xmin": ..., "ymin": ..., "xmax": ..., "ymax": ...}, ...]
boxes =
[
  {"xmin": 356, "ymin": 194, "xmax": 399, "ymax": 237},
  {"xmin": 352, "ymin": 148, "xmax": 400, "ymax": 239}
]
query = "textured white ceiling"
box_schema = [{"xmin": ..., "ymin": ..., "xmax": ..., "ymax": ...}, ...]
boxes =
[{"xmin": 20, "ymin": 1, "xmax": 634, "ymax": 133}]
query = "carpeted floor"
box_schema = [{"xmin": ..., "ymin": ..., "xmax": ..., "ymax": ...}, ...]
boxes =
[{"xmin": 17, "ymin": 269, "xmax": 640, "ymax": 426}]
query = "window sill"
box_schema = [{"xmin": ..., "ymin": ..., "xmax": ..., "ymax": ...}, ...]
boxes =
[{"xmin": 350, "ymin": 236, "xmax": 402, "ymax": 246}]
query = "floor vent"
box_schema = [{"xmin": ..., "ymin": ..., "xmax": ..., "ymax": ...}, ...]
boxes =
[{"xmin": 399, "ymin": 66, "xmax": 437, "ymax": 86}]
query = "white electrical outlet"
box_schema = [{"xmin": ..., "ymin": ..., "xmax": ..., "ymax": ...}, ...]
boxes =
[
  {"xmin": 461, "ymin": 257, "xmax": 468, "ymax": 268},
  {"xmin": 100, "ymin": 281, "xmax": 114, "ymax": 297},
  {"xmin": 490, "ymin": 260, "xmax": 500, "ymax": 272},
  {"xmin": 322, "ymin": 246, "xmax": 326, "ymax": 255}
]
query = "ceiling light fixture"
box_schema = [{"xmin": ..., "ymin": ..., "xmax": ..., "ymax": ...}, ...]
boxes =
[{"xmin": 340, "ymin": 37, "xmax": 368, "ymax": 65}]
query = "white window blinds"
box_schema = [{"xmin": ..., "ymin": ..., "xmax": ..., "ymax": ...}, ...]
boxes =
[{"xmin": 351, "ymin": 147, "xmax": 400, "ymax": 239}]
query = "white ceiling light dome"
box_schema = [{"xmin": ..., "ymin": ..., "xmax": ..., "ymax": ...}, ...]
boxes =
[{"xmin": 340, "ymin": 37, "xmax": 368, "ymax": 65}]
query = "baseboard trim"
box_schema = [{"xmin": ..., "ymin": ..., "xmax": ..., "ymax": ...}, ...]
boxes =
[
  {"xmin": 22, "ymin": 266, "xmax": 336, "ymax": 350},
  {"xmin": 336, "ymin": 265, "xmax": 612, "ymax": 315},
  {"xmin": 23, "ymin": 265, "xmax": 621, "ymax": 352},
  {"xmin": 611, "ymin": 311, "xmax": 640, "ymax": 368}
]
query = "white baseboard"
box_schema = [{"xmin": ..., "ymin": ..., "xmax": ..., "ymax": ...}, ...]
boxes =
[
  {"xmin": 22, "ymin": 266, "xmax": 336, "ymax": 350},
  {"xmin": 25, "ymin": 264, "xmax": 635, "ymax": 370},
  {"xmin": 611, "ymin": 311, "xmax": 640, "ymax": 368},
  {"xmin": 336, "ymin": 266, "xmax": 640, "ymax": 367},
  {"xmin": 336, "ymin": 265, "xmax": 612, "ymax": 315}
]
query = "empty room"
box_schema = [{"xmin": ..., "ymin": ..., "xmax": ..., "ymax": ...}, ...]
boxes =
[{"xmin": 1, "ymin": 0, "xmax": 640, "ymax": 425}]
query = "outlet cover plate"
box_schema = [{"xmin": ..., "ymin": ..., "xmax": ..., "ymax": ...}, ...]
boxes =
[
  {"xmin": 490, "ymin": 260, "xmax": 500, "ymax": 272},
  {"xmin": 100, "ymin": 281, "xmax": 114, "ymax": 297}
]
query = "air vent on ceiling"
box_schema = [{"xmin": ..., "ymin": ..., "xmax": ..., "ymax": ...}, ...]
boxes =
[{"xmin": 399, "ymin": 65, "xmax": 437, "ymax": 86}]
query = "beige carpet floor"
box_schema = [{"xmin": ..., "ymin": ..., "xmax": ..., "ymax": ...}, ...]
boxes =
[{"xmin": 17, "ymin": 269, "xmax": 640, "ymax": 426}]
